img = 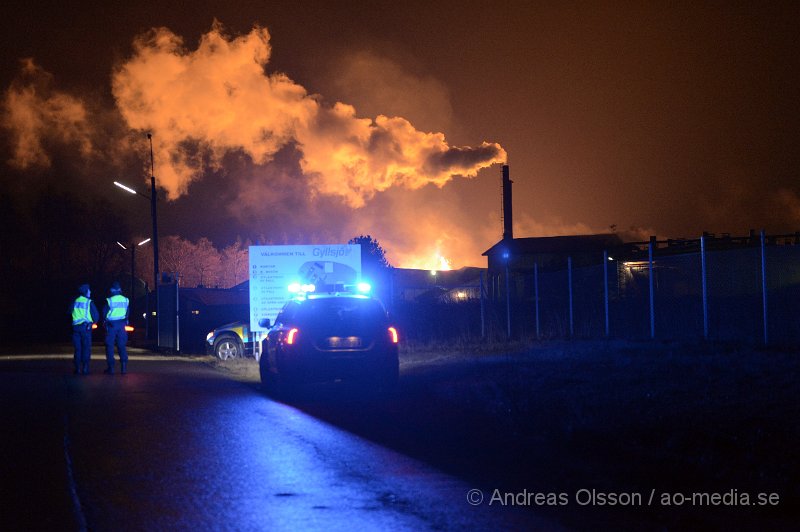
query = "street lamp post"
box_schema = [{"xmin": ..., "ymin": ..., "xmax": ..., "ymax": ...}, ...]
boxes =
[
  {"xmin": 116, "ymin": 238, "xmax": 150, "ymax": 326},
  {"xmin": 113, "ymin": 132, "xmax": 160, "ymax": 344},
  {"xmin": 113, "ymin": 180, "xmax": 159, "ymax": 285},
  {"xmin": 147, "ymin": 133, "xmax": 159, "ymax": 291},
  {"xmin": 503, "ymin": 251, "xmax": 511, "ymax": 340}
]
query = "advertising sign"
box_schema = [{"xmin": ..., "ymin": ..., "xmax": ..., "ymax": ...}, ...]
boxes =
[{"xmin": 249, "ymin": 244, "xmax": 362, "ymax": 331}]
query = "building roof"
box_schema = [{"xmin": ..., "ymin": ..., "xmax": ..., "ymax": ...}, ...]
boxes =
[{"xmin": 482, "ymin": 234, "xmax": 625, "ymax": 256}]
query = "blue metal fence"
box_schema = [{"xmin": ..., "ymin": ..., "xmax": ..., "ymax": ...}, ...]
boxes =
[{"xmin": 491, "ymin": 233, "xmax": 800, "ymax": 346}]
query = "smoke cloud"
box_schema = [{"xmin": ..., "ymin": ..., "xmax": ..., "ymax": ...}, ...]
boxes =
[
  {"xmin": 2, "ymin": 59, "xmax": 92, "ymax": 169},
  {"xmin": 111, "ymin": 23, "xmax": 506, "ymax": 205},
  {"xmin": 324, "ymin": 50, "xmax": 455, "ymax": 135}
]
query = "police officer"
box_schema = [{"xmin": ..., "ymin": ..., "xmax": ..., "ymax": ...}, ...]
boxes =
[
  {"xmin": 102, "ymin": 281, "xmax": 130, "ymax": 375},
  {"xmin": 71, "ymin": 284, "xmax": 98, "ymax": 375}
]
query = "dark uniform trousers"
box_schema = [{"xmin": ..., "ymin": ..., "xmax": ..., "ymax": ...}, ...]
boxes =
[
  {"xmin": 105, "ymin": 320, "xmax": 128, "ymax": 372},
  {"xmin": 72, "ymin": 324, "xmax": 92, "ymax": 374}
]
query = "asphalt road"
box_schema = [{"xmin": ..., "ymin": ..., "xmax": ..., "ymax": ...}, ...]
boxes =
[{"xmin": 0, "ymin": 350, "xmax": 552, "ymax": 531}]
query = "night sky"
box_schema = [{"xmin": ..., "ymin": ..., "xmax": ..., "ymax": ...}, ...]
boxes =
[{"xmin": 1, "ymin": 1, "xmax": 797, "ymax": 268}]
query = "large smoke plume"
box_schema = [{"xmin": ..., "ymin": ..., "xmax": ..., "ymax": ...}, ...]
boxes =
[
  {"xmin": 111, "ymin": 23, "xmax": 505, "ymax": 207},
  {"xmin": 2, "ymin": 22, "xmax": 508, "ymax": 267}
]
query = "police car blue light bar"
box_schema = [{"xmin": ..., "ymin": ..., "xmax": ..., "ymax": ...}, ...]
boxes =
[
  {"xmin": 288, "ymin": 283, "xmax": 316, "ymax": 294},
  {"xmin": 356, "ymin": 282, "xmax": 371, "ymax": 293}
]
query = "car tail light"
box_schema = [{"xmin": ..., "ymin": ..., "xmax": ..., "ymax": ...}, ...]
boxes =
[
  {"xmin": 286, "ymin": 328, "xmax": 299, "ymax": 345},
  {"xmin": 388, "ymin": 327, "xmax": 399, "ymax": 344},
  {"xmin": 124, "ymin": 325, "xmax": 135, "ymax": 333}
]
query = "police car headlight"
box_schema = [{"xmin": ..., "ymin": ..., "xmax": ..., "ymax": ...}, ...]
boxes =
[{"xmin": 206, "ymin": 332, "xmax": 214, "ymax": 343}]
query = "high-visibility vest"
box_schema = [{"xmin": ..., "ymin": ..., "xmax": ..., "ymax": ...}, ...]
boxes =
[
  {"xmin": 72, "ymin": 296, "xmax": 92, "ymax": 325},
  {"xmin": 106, "ymin": 294, "xmax": 129, "ymax": 321}
]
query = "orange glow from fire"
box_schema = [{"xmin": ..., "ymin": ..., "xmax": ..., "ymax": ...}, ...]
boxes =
[{"xmin": 401, "ymin": 250, "xmax": 452, "ymax": 272}]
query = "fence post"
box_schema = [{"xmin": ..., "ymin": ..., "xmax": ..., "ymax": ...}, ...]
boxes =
[
  {"xmin": 505, "ymin": 259, "xmax": 511, "ymax": 340},
  {"xmin": 480, "ymin": 271, "xmax": 486, "ymax": 339},
  {"xmin": 534, "ymin": 262, "xmax": 540, "ymax": 339},
  {"xmin": 388, "ymin": 268, "xmax": 393, "ymax": 311},
  {"xmin": 603, "ymin": 250, "xmax": 610, "ymax": 337},
  {"xmin": 568, "ymin": 256, "xmax": 574, "ymax": 337},
  {"xmin": 761, "ymin": 229, "xmax": 768, "ymax": 345},
  {"xmin": 701, "ymin": 235, "xmax": 708, "ymax": 340},
  {"xmin": 649, "ymin": 238, "xmax": 655, "ymax": 339}
]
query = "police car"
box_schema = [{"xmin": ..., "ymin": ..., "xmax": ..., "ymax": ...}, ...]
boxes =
[
  {"xmin": 206, "ymin": 321, "xmax": 265, "ymax": 360},
  {"xmin": 258, "ymin": 283, "xmax": 399, "ymax": 394}
]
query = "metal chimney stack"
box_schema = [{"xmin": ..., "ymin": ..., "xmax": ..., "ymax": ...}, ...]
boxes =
[{"xmin": 502, "ymin": 164, "xmax": 513, "ymax": 241}]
